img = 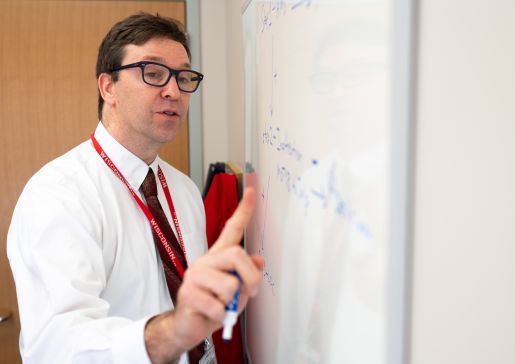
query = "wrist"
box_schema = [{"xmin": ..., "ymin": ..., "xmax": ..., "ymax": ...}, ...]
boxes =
[{"xmin": 144, "ymin": 312, "xmax": 185, "ymax": 364}]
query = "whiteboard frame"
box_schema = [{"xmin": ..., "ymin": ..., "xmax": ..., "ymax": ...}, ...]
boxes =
[
  {"xmin": 388, "ymin": 0, "xmax": 416, "ymax": 363},
  {"xmin": 241, "ymin": 0, "xmax": 416, "ymax": 362}
]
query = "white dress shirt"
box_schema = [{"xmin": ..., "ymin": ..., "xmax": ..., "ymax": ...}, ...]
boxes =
[{"xmin": 7, "ymin": 122, "xmax": 208, "ymax": 363}]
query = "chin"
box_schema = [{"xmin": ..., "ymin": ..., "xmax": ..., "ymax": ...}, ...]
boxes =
[
  {"xmin": 157, "ymin": 121, "xmax": 182, "ymax": 140},
  {"xmin": 157, "ymin": 131, "xmax": 179, "ymax": 144}
]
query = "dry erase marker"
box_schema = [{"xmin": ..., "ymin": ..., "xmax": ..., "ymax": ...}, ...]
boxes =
[{"xmin": 222, "ymin": 271, "xmax": 241, "ymax": 343}]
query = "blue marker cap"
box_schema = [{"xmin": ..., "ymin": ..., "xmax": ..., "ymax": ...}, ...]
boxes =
[{"xmin": 222, "ymin": 271, "xmax": 241, "ymax": 343}]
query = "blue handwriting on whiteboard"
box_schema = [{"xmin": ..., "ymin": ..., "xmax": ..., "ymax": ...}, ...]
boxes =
[
  {"xmin": 291, "ymin": 0, "xmax": 312, "ymax": 10},
  {"xmin": 277, "ymin": 135, "xmax": 303, "ymax": 161},
  {"xmin": 263, "ymin": 123, "xmax": 303, "ymax": 162},
  {"xmin": 262, "ymin": 123, "xmax": 278, "ymax": 146},
  {"xmin": 258, "ymin": 0, "xmax": 311, "ymax": 32},
  {"xmin": 276, "ymin": 162, "xmax": 373, "ymax": 240},
  {"xmin": 276, "ymin": 164, "xmax": 310, "ymax": 210},
  {"xmin": 258, "ymin": 246, "xmax": 277, "ymax": 294},
  {"xmin": 258, "ymin": 176, "xmax": 276, "ymax": 294}
]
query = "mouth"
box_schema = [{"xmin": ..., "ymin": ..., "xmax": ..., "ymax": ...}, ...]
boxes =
[
  {"xmin": 160, "ymin": 110, "xmax": 179, "ymax": 117},
  {"xmin": 161, "ymin": 111, "xmax": 179, "ymax": 116}
]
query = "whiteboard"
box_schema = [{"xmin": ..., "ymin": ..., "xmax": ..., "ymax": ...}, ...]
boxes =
[{"xmin": 242, "ymin": 1, "xmax": 413, "ymax": 364}]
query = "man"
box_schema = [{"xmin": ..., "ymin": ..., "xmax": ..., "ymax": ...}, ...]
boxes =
[{"xmin": 7, "ymin": 13, "xmax": 263, "ymax": 364}]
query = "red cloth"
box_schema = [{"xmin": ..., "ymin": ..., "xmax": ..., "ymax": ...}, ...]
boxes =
[{"xmin": 204, "ymin": 173, "xmax": 244, "ymax": 364}]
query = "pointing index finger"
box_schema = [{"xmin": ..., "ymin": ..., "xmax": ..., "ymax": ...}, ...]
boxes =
[{"xmin": 209, "ymin": 187, "xmax": 256, "ymax": 253}]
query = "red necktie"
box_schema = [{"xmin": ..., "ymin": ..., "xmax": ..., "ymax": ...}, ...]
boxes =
[{"xmin": 140, "ymin": 168, "xmax": 205, "ymax": 363}]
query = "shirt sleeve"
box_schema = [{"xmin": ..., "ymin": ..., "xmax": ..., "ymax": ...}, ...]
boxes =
[{"xmin": 7, "ymin": 175, "xmax": 153, "ymax": 364}]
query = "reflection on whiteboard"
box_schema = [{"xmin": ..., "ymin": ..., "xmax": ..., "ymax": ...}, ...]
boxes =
[{"xmin": 243, "ymin": 1, "xmax": 407, "ymax": 363}]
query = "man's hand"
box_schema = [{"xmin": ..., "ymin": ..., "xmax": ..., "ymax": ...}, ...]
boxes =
[{"xmin": 145, "ymin": 187, "xmax": 264, "ymax": 364}]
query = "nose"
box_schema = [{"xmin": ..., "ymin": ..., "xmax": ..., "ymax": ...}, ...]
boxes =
[{"xmin": 161, "ymin": 75, "xmax": 181, "ymax": 99}]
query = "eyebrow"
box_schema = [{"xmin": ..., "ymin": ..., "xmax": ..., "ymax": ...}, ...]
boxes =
[{"xmin": 143, "ymin": 56, "xmax": 191, "ymax": 69}]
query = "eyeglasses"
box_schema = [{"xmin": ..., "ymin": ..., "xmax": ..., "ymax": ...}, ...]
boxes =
[{"xmin": 110, "ymin": 61, "xmax": 204, "ymax": 93}]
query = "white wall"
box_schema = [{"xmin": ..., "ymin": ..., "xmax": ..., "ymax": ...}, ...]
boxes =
[
  {"xmin": 199, "ymin": 0, "xmax": 229, "ymax": 177},
  {"xmin": 411, "ymin": 1, "xmax": 515, "ymax": 363},
  {"xmin": 199, "ymin": 0, "xmax": 245, "ymax": 179},
  {"xmin": 225, "ymin": 1, "xmax": 246, "ymax": 168}
]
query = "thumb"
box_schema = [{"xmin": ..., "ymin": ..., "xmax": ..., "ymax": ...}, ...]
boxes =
[{"xmin": 209, "ymin": 187, "xmax": 256, "ymax": 253}]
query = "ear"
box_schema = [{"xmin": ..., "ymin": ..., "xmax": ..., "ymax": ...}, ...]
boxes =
[{"xmin": 98, "ymin": 73, "xmax": 116, "ymax": 107}]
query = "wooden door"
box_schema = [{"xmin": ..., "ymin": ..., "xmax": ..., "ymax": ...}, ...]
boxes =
[{"xmin": 0, "ymin": 1, "xmax": 187, "ymax": 363}]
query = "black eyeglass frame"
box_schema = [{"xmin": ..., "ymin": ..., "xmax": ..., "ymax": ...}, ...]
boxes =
[{"xmin": 110, "ymin": 61, "xmax": 204, "ymax": 93}]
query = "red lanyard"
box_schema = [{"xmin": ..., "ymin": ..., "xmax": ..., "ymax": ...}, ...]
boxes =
[{"xmin": 90, "ymin": 133, "xmax": 187, "ymax": 278}]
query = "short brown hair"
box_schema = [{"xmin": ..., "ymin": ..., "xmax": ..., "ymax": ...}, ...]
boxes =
[{"xmin": 96, "ymin": 12, "xmax": 190, "ymax": 120}]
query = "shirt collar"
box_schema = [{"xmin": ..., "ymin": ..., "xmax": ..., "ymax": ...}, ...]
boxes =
[{"xmin": 93, "ymin": 122, "xmax": 160, "ymax": 191}]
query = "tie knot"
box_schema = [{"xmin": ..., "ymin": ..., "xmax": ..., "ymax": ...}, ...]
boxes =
[{"xmin": 141, "ymin": 168, "xmax": 158, "ymax": 199}]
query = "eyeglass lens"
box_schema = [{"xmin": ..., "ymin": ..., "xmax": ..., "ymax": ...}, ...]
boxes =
[{"xmin": 142, "ymin": 63, "xmax": 201, "ymax": 92}]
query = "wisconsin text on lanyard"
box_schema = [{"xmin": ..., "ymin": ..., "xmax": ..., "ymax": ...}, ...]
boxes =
[{"xmin": 90, "ymin": 132, "xmax": 188, "ymax": 278}]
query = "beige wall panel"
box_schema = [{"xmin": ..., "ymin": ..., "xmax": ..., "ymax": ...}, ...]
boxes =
[{"xmin": 0, "ymin": 2, "xmax": 186, "ymax": 363}]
